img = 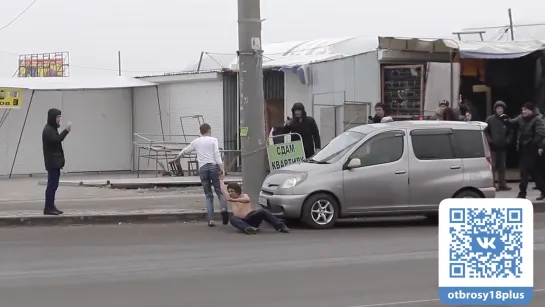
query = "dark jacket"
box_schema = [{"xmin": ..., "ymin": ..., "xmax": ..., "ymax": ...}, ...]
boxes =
[
  {"xmin": 484, "ymin": 101, "xmax": 512, "ymax": 151},
  {"xmin": 506, "ymin": 112, "xmax": 545, "ymax": 151},
  {"xmin": 284, "ymin": 103, "xmax": 321, "ymax": 158},
  {"xmin": 460, "ymin": 100, "xmax": 479, "ymax": 122},
  {"xmin": 441, "ymin": 107, "xmax": 458, "ymax": 121},
  {"xmin": 42, "ymin": 108, "xmax": 69, "ymax": 170},
  {"xmin": 371, "ymin": 114, "xmax": 383, "ymax": 123}
]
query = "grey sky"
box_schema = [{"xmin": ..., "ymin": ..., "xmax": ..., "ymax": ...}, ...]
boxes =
[{"xmin": 0, "ymin": 0, "xmax": 543, "ymax": 77}]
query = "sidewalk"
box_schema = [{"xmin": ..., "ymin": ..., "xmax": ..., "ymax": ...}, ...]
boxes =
[
  {"xmin": 0, "ymin": 175, "xmax": 213, "ymax": 226},
  {"xmin": 0, "ymin": 177, "xmax": 543, "ymax": 227}
]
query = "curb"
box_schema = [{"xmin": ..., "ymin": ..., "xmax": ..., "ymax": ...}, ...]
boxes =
[
  {"xmin": 37, "ymin": 179, "xmax": 242, "ymax": 189},
  {"xmin": 534, "ymin": 202, "xmax": 545, "ymax": 212},
  {"xmin": 1, "ymin": 203, "xmax": 544, "ymax": 227},
  {"xmin": 0, "ymin": 211, "xmax": 220, "ymax": 227},
  {"xmin": 38, "ymin": 180, "xmax": 111, "ymax": 187}
]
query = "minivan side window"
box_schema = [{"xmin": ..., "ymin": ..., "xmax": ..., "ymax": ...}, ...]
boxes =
[
  {"xmin": 452, "ymin": 130, "xmax": 485, "ymax": 158},
  {"xmin": 411, "ymin": 131, "xmax": 455, "ymax": 160},
  {"xmin": 350, "ymin": 131, "xmax": 404, "ymax": 167}
]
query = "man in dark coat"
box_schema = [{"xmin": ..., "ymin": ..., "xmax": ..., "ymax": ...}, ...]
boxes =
[
  {"xmin": 370, "ymin": 102, "xmax": 387, "ymax": 123},
  {"xmin": 504, "ymin": 103, "xmax": 545, "ymax": 200},
  {"xmin": 484, "ymin": 101, "xmax": 512, "ymax": 191},
  {"xmin": 284, "ymin": 102, "xmax": 321, "ymax": 159},
  {"xmin": 42, "ymin": 108, "xmax": 71, "ymax": 215}
]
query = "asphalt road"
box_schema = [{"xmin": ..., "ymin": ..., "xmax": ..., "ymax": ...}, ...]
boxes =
[{"xmin": 1, "ymin": 217, "xmax": 544, "ymax": 307}]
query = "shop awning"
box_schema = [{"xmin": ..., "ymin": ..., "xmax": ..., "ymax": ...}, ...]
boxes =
[{"xmin": 378, "ymin": 36, "xmax": 545, "ymax": 59}]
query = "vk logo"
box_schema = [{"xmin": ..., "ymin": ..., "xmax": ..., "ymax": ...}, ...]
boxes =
[
  {"xmin": 471, "ymin": 234, "xmax": 504, "ymax": 255},
  {"xmin": 477, "ymin": 237, "xmax": 496, "ymax": 249}
]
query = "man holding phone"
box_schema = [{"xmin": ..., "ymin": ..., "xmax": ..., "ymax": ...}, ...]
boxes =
[
  {"xmin": 283, "ymin": 102, "xmax": 321, "ymax": 159},
  {"xmin": 42, "ymin": 108, "xmax": 71, "ymax": 215}
]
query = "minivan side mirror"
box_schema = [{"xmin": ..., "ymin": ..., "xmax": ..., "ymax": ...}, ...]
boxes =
[{"xmin": 346, "ymin": 158, "xmax": 362, "ymax": 169}]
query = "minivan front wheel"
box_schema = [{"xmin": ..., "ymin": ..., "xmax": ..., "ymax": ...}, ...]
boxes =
[{"xmin": 301, "ymin": 193, "xmax": 339, "ymax": 229}]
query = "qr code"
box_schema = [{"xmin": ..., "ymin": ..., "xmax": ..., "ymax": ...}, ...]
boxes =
[{"xmin": 448, "ymin": 207, "xmax": 524, "ymax": 279}]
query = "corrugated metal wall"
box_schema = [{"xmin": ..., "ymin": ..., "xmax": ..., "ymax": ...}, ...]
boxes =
[
  {"xmin": 309, "ymin": 51, "xmax": 380, "ymax": 144},
  {"xmin": 222, "ymin": 70, "xmax": 284, "ymax": 172},
  {"xmin": 263, "ymin": 70, "xmax": 284, "ymax": 100},
  {"xmin": 222, "ymin": 72, "xmax": 240, "ymax": 171},
  {"xmin": 310, "ymin": 51, "xmax": 380, "ymax": 106}
]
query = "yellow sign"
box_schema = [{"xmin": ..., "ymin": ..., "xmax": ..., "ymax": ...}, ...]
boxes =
[
  {"xmin": 0, "ymin": 88, "xmax": 23, "ymax": 108},
  {"xmin": 240, "ymin": 127, "xmax": 248, "ymax": 137}
]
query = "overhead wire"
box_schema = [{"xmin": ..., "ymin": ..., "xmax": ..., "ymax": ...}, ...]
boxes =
[
  {"xmin": 0, "ymin": 0, "xmax": 38, "ymax": 33},
  {"xmin": 0, "ymin": 49, "xmax": 175, "ymax": 74}
]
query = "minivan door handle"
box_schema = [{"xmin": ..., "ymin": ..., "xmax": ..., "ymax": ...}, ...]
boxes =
[
  {"xmin": 450, "ymin": 165, "xmax": 461, "ymax": 170},
  {"xmin": 394, "ymin": 170, "xmax": 407, "ymax": 174}
]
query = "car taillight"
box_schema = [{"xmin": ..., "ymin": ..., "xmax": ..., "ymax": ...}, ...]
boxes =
[{"xmin": 419, "ymin": 116, "xmax": 424, "ymax": 120}]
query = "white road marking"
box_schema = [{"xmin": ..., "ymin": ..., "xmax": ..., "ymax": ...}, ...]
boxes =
[{"xmin": 349, "ymin": 288, "xmax": 545, "ymax": 307}]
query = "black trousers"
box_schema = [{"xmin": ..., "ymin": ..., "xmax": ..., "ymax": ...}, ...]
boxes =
[
  {"xmin": 491, "ymin": 150, "xmax": 507, "ymax": 188},
  {"xmin": 519, "ymin": 149, "xmax": 545, "ymax": 196},
  {"xmin": 45, "ymin": 168, "xmax": 60, "ymax": 210}
]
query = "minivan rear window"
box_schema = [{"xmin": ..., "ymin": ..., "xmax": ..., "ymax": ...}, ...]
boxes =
[
  {"xmin": 411, "ymin": 134, "xmax": 455, "ymax": 160},
  {"xmin": 411, "ymin": 129, "xmax": 485, "ymax": 160},
  {"xmin": 451, "ymin": 130, "xmax": 485, "ymax": 158}
]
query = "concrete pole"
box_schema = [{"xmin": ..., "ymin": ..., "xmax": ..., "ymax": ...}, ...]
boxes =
[{"xmin": 237, "ymin": 0, "xmax": 267, "ymax": 201}]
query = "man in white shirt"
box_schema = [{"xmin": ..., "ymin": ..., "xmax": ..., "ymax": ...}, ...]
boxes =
[{"xmin": 172, "ymin": 123, "xmax": 228, "ymax": 227}]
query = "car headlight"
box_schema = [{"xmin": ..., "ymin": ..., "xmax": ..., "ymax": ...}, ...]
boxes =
[{"xmin": 279, "ymin": 173, "xmax": 308, "ymax": 189}]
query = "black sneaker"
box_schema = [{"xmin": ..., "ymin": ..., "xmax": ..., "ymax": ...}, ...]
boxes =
[
  {"xmin": 537, "ymin": 194, "xmax": 545, "ymax": 201},
  {"xmin": 208, "ymin": 221, "xmax": 216, "ymax": 227},
  {"xmin": 497, "ymin": 186, "xmax": 512, "ymax": 191},
  {"xmin": 277, "ymin": 224, "xmax": 290, "ymax": 233},
  {"xmin": 244, "ymin": 227, "xmax": 260, "ymax": 234},
  {"xmin": 517, "ymin": 194, "xmax": 526, "ymax": 199},
  {"xmin": 43, "ymin": 209, "xmax": 59, "ymax": 216},
  {"xmin": 221, "ymin": 210, "xmax": 229, "ymax": 225},
  {"xmin": 53, "ymin": 207, "xmax": 64, "ymax": 215}
]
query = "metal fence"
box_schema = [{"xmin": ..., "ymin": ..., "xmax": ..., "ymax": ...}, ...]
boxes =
[{"xmin": 133, "ymin": 133, "xmax": 241, "ymax": 178}]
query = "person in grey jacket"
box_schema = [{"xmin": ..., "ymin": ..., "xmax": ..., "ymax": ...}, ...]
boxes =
[
  {"xmin": 484, "ymin": 101, "xmax": 512, "ymax": 191},
  {"xmin": 503, "ymin": 102, "xmax": 545, "ymax": 199}
]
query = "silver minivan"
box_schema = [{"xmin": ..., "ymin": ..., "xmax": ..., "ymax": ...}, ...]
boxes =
[{"xmin": 258, "ymin": 121, "xmax": 496, "ymax": 229}]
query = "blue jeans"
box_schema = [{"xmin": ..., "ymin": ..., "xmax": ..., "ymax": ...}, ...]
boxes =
[
  {"xmin": 199, "ymin": 163, "xmax": 227, "ymax": 221},
  {"xmin": 230, "ymin": 209, "xmax": 284, "ymax": 231},
  {"xmin": 45, "ymin": 168, "xmax": 60, "ymax": 210}
]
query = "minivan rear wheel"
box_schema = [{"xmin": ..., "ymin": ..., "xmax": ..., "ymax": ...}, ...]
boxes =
[
  {"xmin": 454, "ymin": 190, "xmax": 482, "ymax": 198},
  {"xmin": 301, "ymin": 193, "xmax": 339, "ymax": 229}
]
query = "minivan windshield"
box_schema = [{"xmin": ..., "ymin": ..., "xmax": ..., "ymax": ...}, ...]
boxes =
[{"xmin": 308, "ymin": 131, "xmax": 367, "ymax": 164}]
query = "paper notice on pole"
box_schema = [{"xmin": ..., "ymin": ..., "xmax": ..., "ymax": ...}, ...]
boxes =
[{"xmin": 251, "ymin": 37, "xmax": 261, "ymax": 50}]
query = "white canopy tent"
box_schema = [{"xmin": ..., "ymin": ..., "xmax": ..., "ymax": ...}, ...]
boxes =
[
  {"xmin": 0, "ymin": 76, "xmax": 156, "ymax": 177},
  {"xmin": 378, "ymin": 37, "xmax": 545, "ymax": 59}
]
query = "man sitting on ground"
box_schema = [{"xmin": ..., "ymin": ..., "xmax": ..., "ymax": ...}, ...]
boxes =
[{"xmin": 219, "ymin": 177, "xmax": 290, "ymax": 234}]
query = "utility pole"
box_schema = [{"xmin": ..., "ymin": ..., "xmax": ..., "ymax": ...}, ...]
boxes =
[
  {"xmin": 508, "ymin": 9, "xmax": 515, "ymax": 41},
  {"xmin": 237, "ymin": 0, "xmax": 267, "ymax": 201},
  {"xmin": 118, "ymin": 51, "xmax": 122, "ymax": 76}
]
